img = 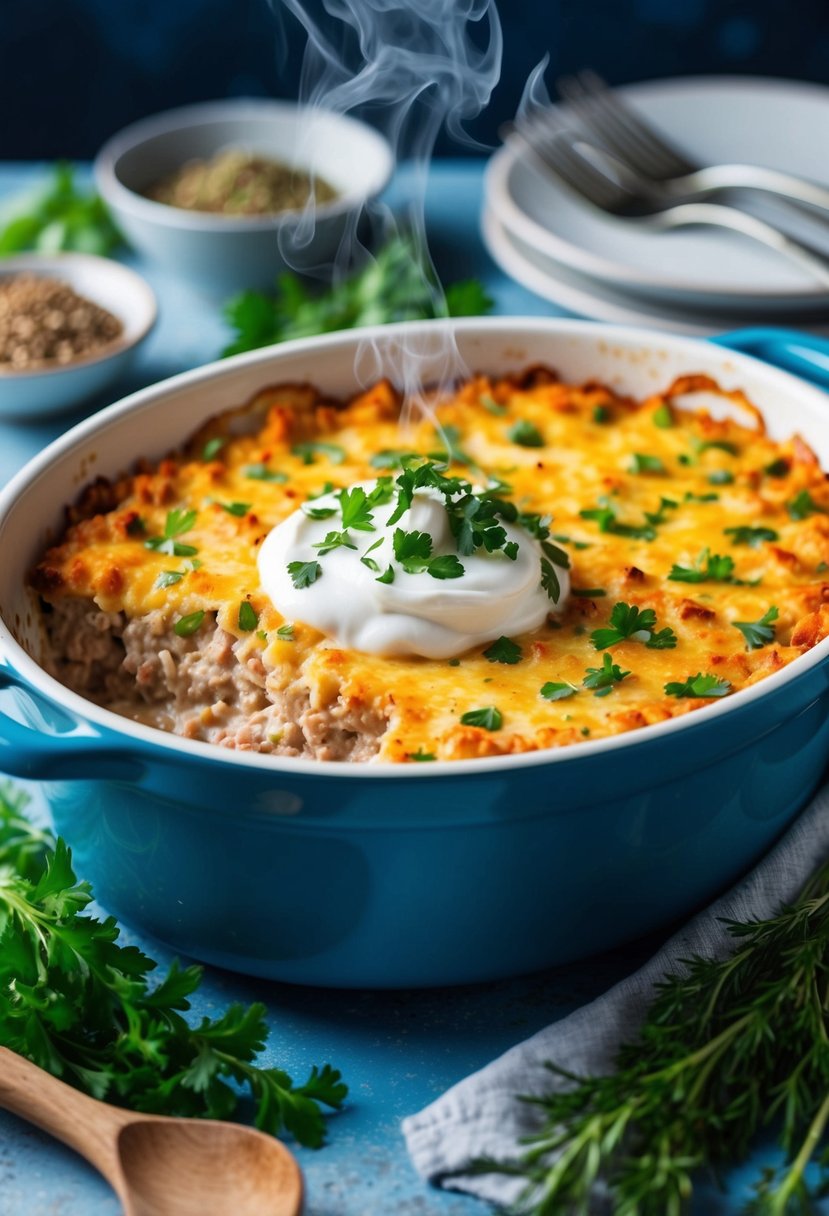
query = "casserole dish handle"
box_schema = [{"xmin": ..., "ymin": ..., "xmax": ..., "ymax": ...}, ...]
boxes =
[
  {"xmin": 0, "ymin": 666, "xmax": 144, "ymax": 781},
  {"xmin": 713, "ymin": 328, "xmax": 829, "ymax": 390}
]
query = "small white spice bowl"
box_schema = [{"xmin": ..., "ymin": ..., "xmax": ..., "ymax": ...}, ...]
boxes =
[
  {"xmin": 0, "ymin": 253, "xmax": 157, "ymax": 421},
  {"xmin": 94, "ymin": 99, "xmax": 394, "ymax": 293}
]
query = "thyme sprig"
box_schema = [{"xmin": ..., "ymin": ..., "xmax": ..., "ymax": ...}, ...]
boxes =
[{"xmin": 474, "ymin": 858, "xmax": 829, "ymax": 1215}]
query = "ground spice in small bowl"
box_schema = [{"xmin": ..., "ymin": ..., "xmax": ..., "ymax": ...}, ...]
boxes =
[
  {"xmin": 0, "ymin": 274, "xmax": 124, "ymax": 371},
  {"xmin": 143, "ymin": 149, "xmax": 339, "ymax": 216}
]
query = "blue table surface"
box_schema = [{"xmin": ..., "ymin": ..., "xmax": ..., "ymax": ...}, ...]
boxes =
[{"xmin": 0, "ymin": 159, "xmax": 797, "ymax": 1216}]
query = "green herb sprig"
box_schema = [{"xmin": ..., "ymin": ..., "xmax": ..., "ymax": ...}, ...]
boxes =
[
  {"xmin": 474, "ymin": 855, "xmax": 829, "ymax": 1215},
  {"xmin": 221, "ymin": 235, "xmax": 493, "ymax": 357},
  {"xmin": 0, "ymin": 163, "xmax": 121, "ymax": 256},
  {"xmin": 0, "ymin": 783, "xmax": 345, "ymax": 1146}
]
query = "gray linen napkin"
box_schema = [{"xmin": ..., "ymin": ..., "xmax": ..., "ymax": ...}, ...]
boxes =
[{"xmin": 402, "ymin": 783, "xmax": 829, "ymax": 1209}]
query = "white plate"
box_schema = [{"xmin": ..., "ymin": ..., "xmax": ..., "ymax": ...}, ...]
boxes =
[
  {"xmin": 486, "ymin": 76, "xmax": 829, "ymax": 308},
  {"xmin": 482, "ymin": 206, "xmax": 732, "ymax": 335}
]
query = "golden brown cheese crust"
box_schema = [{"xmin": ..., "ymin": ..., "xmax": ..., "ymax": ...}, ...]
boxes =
[{"xmin": 32, "ymin": 370, "xmax": 829, "ymax": 762}]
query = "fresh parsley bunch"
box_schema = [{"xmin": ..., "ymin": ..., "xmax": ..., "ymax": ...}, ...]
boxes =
[
  {"xmin": 221, "ymin": 234, "xmax": 493, "ymax": 357},
  {"xmin": 476, "ymin": 859, "xmax": 829, "ymax": 1214},
  {"xmin": 0, "ymin": 782, "xmax": 345, "ymax": 1147},
  {"xmin": 0, "ymin": 163, "xmax": 122, "ymax": 257}
]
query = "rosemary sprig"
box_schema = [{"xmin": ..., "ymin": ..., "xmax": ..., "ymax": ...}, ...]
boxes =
[{"xmin": 475, "ymin": 857, "xmax": 829, "ymax": 1214}]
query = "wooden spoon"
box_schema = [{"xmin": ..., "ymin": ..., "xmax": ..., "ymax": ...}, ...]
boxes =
[{"xmin": 0, "ymin": 1046, "xmax": 303, "ymax": 1216}]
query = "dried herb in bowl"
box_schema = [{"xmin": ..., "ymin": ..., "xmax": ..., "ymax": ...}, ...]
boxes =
[
  {"xmin": 145, "ymin": 149, "xmax": 339, "ymax": 217},
  {"xmin": 0, "ymin": 274, "xmax": 123, "ymax": 370}
]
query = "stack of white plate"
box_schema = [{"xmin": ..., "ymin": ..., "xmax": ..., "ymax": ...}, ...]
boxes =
[{"xmin": 482, "ymin": 77, "xmax": 829, "ymax": 336}]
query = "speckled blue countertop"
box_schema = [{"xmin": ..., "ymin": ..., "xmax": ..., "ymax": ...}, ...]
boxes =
[{"xmin": 0, "ymin": 160, "xmax": 794, "ymax": 1216}]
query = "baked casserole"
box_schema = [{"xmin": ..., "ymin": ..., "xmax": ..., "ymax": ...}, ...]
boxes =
[{"xmin": 31, "ymin": 368, "xmax": 829, "ymax": 763}]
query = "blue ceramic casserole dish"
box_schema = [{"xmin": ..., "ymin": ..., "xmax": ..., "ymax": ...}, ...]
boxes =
[{"xmin": 0, "ymin": 319, "xmax": 828, "ymax": 988}]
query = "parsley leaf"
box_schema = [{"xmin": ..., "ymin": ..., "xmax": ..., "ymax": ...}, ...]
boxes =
[
  {"xmin": 370, "ymin": 449, "xmax": 419, "ymax": 470},
  {"xmin": 155, "ymin": 570, "xmax": 185, "ymax": 589},
  {"xmin": 302, "ymin": 504, "xmax": 338, "ymax": 520},
  {"xmin": 376, "ymin": 565, "xmax": 395, "ymax": 584},
  {"xmin": 480, "ymin": 392, "xmax": 506, "ymax": 416},
  {"xmin": 540, "ymin": 681, "xmax": 579, "ymax": 701},
  {"xmin": 174, "ymin": 610, "xmax": 205, "ymax": 637},
  {"xmin": 540, "ymin": 558, "xmax": 562, "ymax": 604},
  {"xmin": 408, "ymin": 749, "xmax": 436, "ymax": 762},
  {"xmin": 291, "ymin": 441, "xmax": 346, "ymax": 466},
  {"xmin": 460, "ymin": 706, "xmax": 503, "ymax": 730},
  {"xmin": 724, "ymin": 526, "xmax": 779, "ymax": 548},
  {"xmin": 276, "ymin": 623, "xmax": 295, "ymax": 640},
  {"xmin": 145, "ymin": 509, "xmax": 198, "ymax": 558},
  {"xmin": 629, "ymin": 453, "xmax": 665, "ymax": 475},
  {"xmin": 393, "ymin": 528, "xmax": 432, "ymax": 567},
  {"xmin": 669, "ymin": 549, "xmax": 736, "ymax": 584},
  {"xmin": 593, "ymin": 405, "xmax": 612, "ymax": 424},
  {"xmin": 0, "ymin": 162, "xmax": 122, "ymax": 256},
  {"xmin": 665, "ymin": 673, "xmax": 732, "ymax": 698},
  {"xmin": 580, "ymin": 499, "xmax": 657, "ymax": 542},
  {"xmin": 788, "ymin": 490, "xmax": 826, "ymax": 521},
  {"xmin": 652, "ymin": 403, "xmax": 673, "ymax": 428},
  {"xmin": 338, "ymin": 486, "xmax": 376, "ymax": 532},
  {"xmin": 313, "ymin": 531, "xmax": 357, "ymax": 555},
  {"xmin": 238, "ymin": 601, "xmax": 257, "ymax": 632},
  {"xmin": 733, "ymin": 605, "xmax": 779, "ymax": 650},
  {"xmin": 590, "ymin": 602, "xmax": 677, "ymax": 651},
  {"xmin": 483, "ymin": 636, "xmax": 523, "ymax": 664},
  {"xmin": 202, "ymin": 437, "xmax": 225, "ymax": 461},
  {"xmin": 507, "ymin": 420, "xmax": 544, "ymax": 448},
  {"xmin": 426, "ymin": 554, "xmax": 464, "ymax": 580},
  {"xmin": 287, "ymin": 561, "xmax": 322, "ymax": 589},
  {"xmin": 245, "ymin": 463, "xmax": 288, "ymax": 483},
  {"xmin": 764, "ymin": 458, "xmax": 790, "ymax": 478},
  {"xmin": 708, "ymin": 469, "xmax": 734, "ymax": 485},
  {"xmin": 698, "ymin": 438, "xmax": 739, "ymax": 455},
  {"xmin": 217, "ymin": 501, "xmax": 251, "ymax": 517},
  {"xmin": 583, "ymin": 653, "xmax": 631, "ymax": 696}
]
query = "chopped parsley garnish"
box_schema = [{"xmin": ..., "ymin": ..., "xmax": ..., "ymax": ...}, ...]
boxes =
[
  {"xmin": 376, "ymin": 565, "xmax": 395, "ymax": 584},
  {"xmin": 698, "ymin": 439, "xmax": 739, "ymax": 456},
  {"xmin": 724, "ymin": 526, "xmax": 779, "ymax": 548},
  {"xmin": 291, "ymin": 441, "xmax": 346, "ymax": 465},
  {"xmin": 708, "ymin": 469, "xmax": 734, "ymax": 485},
  {"xmin": 507, "ymin": 420, "xmax": 544, "ymax": 448},
  {"xmin": 155, "ymin": 570, "xmax": 185, "ymax": 589},
  {"xmin": 245, "ymin": 462, "xmax": 288, "ymax": 483},
  {"xmin": 431, "ymin": 424, "xmax": 476, "ymax": 467},
  {"xmin": 590, "ymin": 602, "xmax": 677, "ymax": 651},
  {"xmin": 238, "ymin": 601, "xmax": 257, "ymax": 632},
  {"xmin": 370, "ymin": 449, "xmax": 419, "ymax": 469},
  {"xmin": 460, "ymin": 706, "xmax": 502, "ymax": 731},
  {"xmin": 338, "ymin": 485, "xmax": 377, "ymax": 531},
  {"xmin": 652, "ymin": 403, "xmax": 673, "ymax": 428},
  {"xmin": 629, "ymin": 453, "xmax": 665, "ymax": 475},
  {"xmin": 144, "ymin": 509, "xmax": 198, "ymax": 557},
  {"xmin": 572, "ymin": 587, "xmax": 607, "ymax": 598},
  {"xmin": 217, "ymin": 500, "xmax": 251, "ymax": 517},
  {"xmin": 583, "ymin": 653, "xmax": 631, "ymax": 697},
  {"xmin": 644, "ymin": 497, "xmax": 679, "ymax": 527},
  {"xmin": 276, "ymin": 623, "xmax": 295, "ymax": 640},
  {"xmin": 256, "ymin": 629, "xmax": 268, "ymax": 641},
  {"xmin": 669, "ymin": 549, "xmax": 736, "ymax": 583},
  {"xmin": 787, "ymin": 490, "xmax": 826, "ymax": 520},
  {"xmin": 665, "ymin": 672, "xmax": 732, "ymax": 698},
  {"xmin": 287, "ymin": 560, "xmax": 322, "ymax": 589},
  {"xmin": 593, "ymin": 405, "xmax": 612, "ymax": 424},
  {"xmin": 540, "ymin": 681, "xmax": 579, "ymax": 701},
  {"xmin": 580, "ymin": 499, "xmax": 657, "ymax": 541},
  {"xmin": 313, "ymin": 530, "xmax": 357, "ymax": 555},
  {"xmin": 392, "ymin": 528, "xmax": 464, "ymax": 579},
  {"xmin": 764, "ymin": 458, "xmax": 790, "ymax": 478},
  {"xmin": 360, "ymin": 538, "xmax": 384, "ymax": 572},
  {"xmin": 174, "ymin": 610, "xmax": 205, "ymax": 637},
  {"xmin": 684, "ymin": 491, "xmax": 719, "ymax": 503},
  {"xmin": 540, "ymin": 559, "xmax": 562, "ymax": 603},
  {"xmin": 733, "ymin": 605, "xmax": 779, "ymax": 650},
  {"xmin": 302, "ymin": 504, "xmax": 338, "ymax": 520},
  {"xmin": 482, "ymin": 636, "xmax": 522, "ymax": 665},
  {"xmin": 408, "ymin": 749, "xmax": 436, "ymax": 761},
  {"xmin": 480, "ymin": 392, "xmax": 506, "ymax": 416},
  {"xmin": 202, "ymin": 437, "xmax": 225, "ymax": 461}
]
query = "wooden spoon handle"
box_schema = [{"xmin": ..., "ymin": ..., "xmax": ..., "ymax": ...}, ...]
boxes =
[{"xmin": 0, "ymin": 1046, "xmax": 134, "ymax": 1187}]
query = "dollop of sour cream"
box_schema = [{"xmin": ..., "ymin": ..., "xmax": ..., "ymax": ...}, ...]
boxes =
[{"xmin": 258, "ymin": 479, "xmax": 570, "ymax": 659}]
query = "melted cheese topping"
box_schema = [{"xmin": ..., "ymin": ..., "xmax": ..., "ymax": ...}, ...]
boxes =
[{"xmin": 33, "ymin": 371, "xmax": 829, "ymax": 762}]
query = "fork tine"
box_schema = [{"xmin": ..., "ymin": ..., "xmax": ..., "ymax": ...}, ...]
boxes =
[
  {"xmin": 515, "ymin": 124, "xmax": 627, "ymax": 213},
  {"xmin": 557, "ymin": 73, "xmax": 674, "ymax": 179},
  {"xmin": 573, "ymin": 70, "xmax": 694, "ymax": 178}
]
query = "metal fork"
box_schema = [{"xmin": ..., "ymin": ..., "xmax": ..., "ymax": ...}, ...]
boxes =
[
  {"xmin": 510, "ymin": 122, "xmax": 829, "ymax": 289},
  {"xmin": 556, "ymin": 70, "xmax": 829, "ymax": 215}
]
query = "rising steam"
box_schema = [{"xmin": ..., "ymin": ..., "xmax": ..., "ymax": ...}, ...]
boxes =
[{"xmin": 271, "ymin": 0, "xmax": 503, "ymax": 419}]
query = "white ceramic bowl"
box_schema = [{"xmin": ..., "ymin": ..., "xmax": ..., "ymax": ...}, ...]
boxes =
[
  {"xmin": 94, "ymin": 99, "xmax": 394, "ymax": 294},
  {"xmin": 0, "ymin": 253, "xmax": 157, "ymax": 420}
]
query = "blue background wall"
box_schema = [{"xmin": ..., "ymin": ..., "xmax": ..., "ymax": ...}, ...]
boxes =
[{"xmin": 3, "ymin": 0, "xmax": 829, "ymax": 160}]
